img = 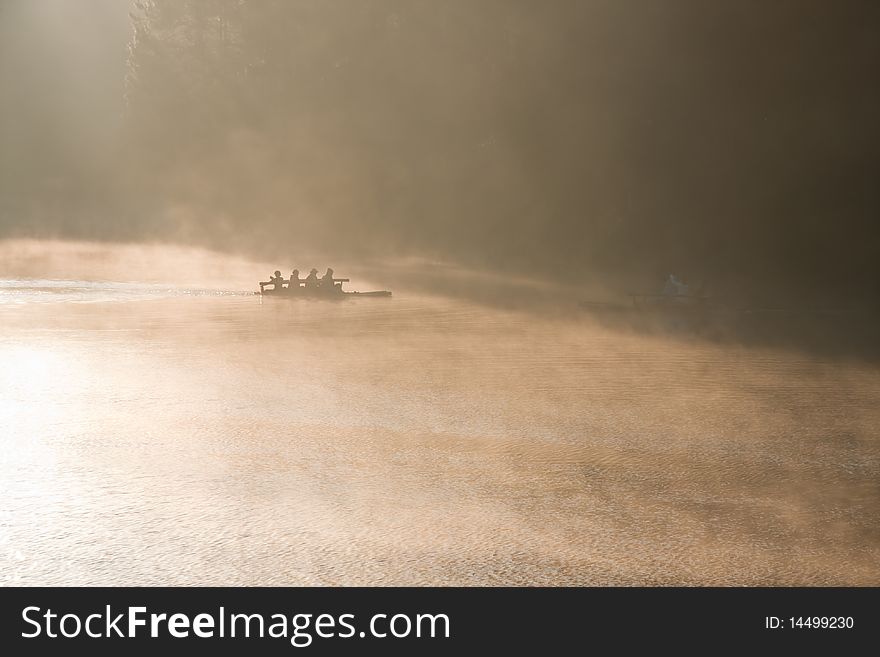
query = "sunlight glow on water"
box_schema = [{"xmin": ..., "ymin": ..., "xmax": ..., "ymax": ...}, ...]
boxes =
[{"xmin": 0, "ymin": 275, "xmax": 878, "ymax": 585}]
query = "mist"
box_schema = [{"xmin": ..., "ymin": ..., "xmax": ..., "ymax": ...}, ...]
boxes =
[
  {"xmin": 1, "ymin": 0, "xmax": 879, "ymax": 307},
  {"xmin": 2, "ymin": 2, "xmax": 879, "ymax": 590}
]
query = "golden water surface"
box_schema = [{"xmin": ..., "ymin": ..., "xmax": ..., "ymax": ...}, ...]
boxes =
[{"xmin": 1, "ymin": 246, "xmax": 878, "ymax": 585}]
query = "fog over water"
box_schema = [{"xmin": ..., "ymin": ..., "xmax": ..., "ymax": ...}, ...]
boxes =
[
  {"xmin": 0, "ymin": 2, "xmax": 878, "ymax": 585},
  {"xmin": 0, "ymin": 243, "xmax": 878, "ymax": 585},
  {"xmin": 2, "ymin": 1, "xmax": 879, "ymax": 305}
]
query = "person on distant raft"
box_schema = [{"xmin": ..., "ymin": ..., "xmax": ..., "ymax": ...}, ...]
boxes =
[
  {"xmin": 662, "ymin": 273, "xmax": 690, "ymax": 302},
  {"xmin": 304, "ymin": 268, "xmax": 320, "ymax": 289},
  {"xmin": 288, "ymin": 269, "xmax": 302, "ymax": 291},
  {"xmin": 260, "ymin": 270, "xmax": 286, "ymax": 293},
  {"xmin": 663, "ymin": 274, "xmax": 688, "ymax": 297},
  {"xmin": 271, "ymin": 270, "xmax": 286, "ymax": 290},
  {"xmin": 320, "ymin": 267, "xmax": 340, "ymax": 292}
]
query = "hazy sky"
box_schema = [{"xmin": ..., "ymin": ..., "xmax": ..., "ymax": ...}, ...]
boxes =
[
  {"xmin": 1, "ymin": 1, "xmax": 878, "ymax": 304},
  {"xmin": 0, "ymin": 1, "xmax": 130, "ymax": 211}
]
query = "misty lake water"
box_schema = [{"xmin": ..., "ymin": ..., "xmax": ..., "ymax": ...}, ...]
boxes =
[{"xmin": 1, "ymin": 275, "xmax": 878, "ymax": 585}]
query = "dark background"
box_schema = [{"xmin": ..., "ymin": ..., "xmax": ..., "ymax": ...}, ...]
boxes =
[
  {"xmin": 0, "ymin": 587, "xmax": 875, "ymax": 654},
  {"xmin": 1, "ymin": 1, "xmax": 878, "ymax": 306}
]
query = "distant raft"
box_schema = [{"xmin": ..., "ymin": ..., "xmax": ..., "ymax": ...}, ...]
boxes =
[
  {"xmin": 257, "ymin": 274, "xmax": 391, "ymax": 298},
  {"xmin": 260, "ymin": 287, "xmax": 392, "ymax": 298}
]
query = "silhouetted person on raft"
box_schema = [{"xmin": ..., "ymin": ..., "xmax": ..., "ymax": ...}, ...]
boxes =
[
  {"xmin": 663, "ymin": 274, "xmax": 689, "ymax": 298},
  {"xmin": 288, "ymin": 269, "xmax": 302, "ymax": 291},
  {"xmin": 320, "ymin": 268, "xmax": 342, "ymax": 293},
  {"xmin": 304, "ymin": 268, "xmax": 320, "ymax": 289},
  {"xmin": 260, "ymin": 270, "xmax": 285, "ymax": 293}
]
